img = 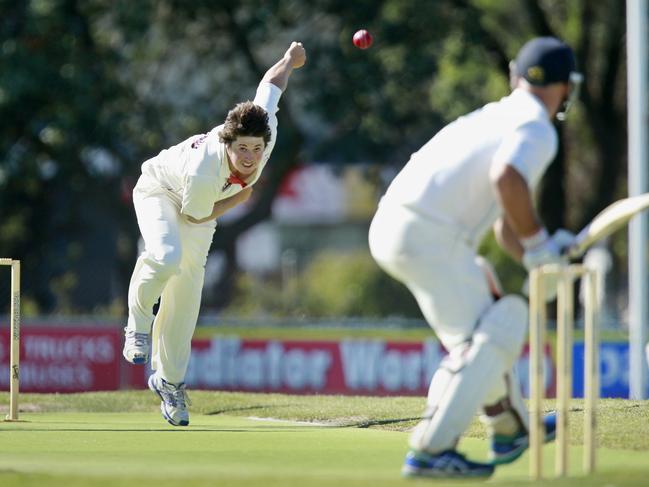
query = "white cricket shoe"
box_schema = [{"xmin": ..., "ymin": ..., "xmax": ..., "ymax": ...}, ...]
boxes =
[
  {"xmin": 122, "ymin": 328, "xmax": 150, "ymax": 365},
  {"xmin": 148, "ymin": 375, "xmax": 190, "ymax": 426}
]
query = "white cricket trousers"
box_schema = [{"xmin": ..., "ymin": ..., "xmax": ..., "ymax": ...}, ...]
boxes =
[
  {"xmin": 369, "ymin": 203, "xmax": 493, "ymax": 350},
  {"xmin": 127, "ymin": 176, "xmax": 216, "ymax": 384},
  {"xmin": 369, "ymin": 202, "xmax": 523, "ymax": 450}
]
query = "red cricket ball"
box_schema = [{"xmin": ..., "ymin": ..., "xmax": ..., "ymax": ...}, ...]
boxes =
[{"xmin": 352, "ymin": 29, "xmax": 373, "ymax": 49}]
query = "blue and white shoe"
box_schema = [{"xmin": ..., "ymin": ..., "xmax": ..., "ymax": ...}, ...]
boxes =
[
  {"xmin": 148, "ymin": 375, "xmax": 191, "ymax": 426},
  {"xmin": 122, "ymin": 328, "xmax": 150, "ymax": 365},
  {"xmin": 401, "ymin": 449, "xmax": 495, "ymax": 478},
  {"xmin": 489, "ymin": 412, "xmax": 557, "ymax": 465}
]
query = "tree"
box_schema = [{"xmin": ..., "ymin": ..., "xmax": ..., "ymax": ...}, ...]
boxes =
[
  {"xmin": 0, "ymin": 0, "xmax": 629, "ymax": 313},
  {"xmin": 0, "ymin": 0, "xmax": 137, "ymax": 311}
]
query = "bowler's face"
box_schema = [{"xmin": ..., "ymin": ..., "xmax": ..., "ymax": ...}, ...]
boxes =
[{"xmin": 226, "ymin": 137, "xmax": 265, "ymax": 178}]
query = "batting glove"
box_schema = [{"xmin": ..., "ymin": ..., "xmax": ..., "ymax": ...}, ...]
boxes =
[
  {"xmin": 522, "ymin": 228, "xmax": 575, "ymax": 271},
  {"xmin": 521, "ymin": 228, "xmax": 575, "ymax": 302}
]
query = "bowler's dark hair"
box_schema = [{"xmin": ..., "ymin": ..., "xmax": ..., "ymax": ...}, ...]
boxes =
[{"xmin": 218, "ymin": 101, "xmax": 271, "ymax": 146}]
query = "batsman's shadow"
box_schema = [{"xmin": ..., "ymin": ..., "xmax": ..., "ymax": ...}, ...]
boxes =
[{"xmin": 342, "ymin": 416, "xmax": 421, "ymax": 429}]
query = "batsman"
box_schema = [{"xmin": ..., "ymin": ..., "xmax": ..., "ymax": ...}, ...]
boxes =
[
  {"xmin": 369, "ymin": 37, "xmax": 582, "ymax": 478},
  {"xmin": 122, "ymin": 42, "xmax": 306, "ymax": 426}
]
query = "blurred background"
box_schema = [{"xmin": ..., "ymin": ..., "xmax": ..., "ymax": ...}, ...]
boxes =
[{"xmin": 0, "ymin": 0, "xmax": 643, "ymax": 397}]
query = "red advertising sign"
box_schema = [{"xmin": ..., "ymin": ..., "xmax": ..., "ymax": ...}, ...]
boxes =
[
  {"xmin": 0, "ymin": 327, "xmax": 557, "ymax": 397},
  {"xmin": 183, "ymin": 338, "xmax": 446, "ymax": 396},
  {"xmin": 0, "ymin": 326, "xmax": 121, "ymax": 392},
  {"xmin": 127, "ymin": 337, "xmax": 556, "ymax": 397}
]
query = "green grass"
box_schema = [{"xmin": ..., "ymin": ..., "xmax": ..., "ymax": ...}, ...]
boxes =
[
  {"xmin": 192, "ymin": 325, "xmax": 437, "ymax": 341},
  {"xmin": 192, "ymin": 325, "xmax": 630, "ymax": 343},
  {"xmin": 1, "ymin": 392, "xmax": 648, "ymax": 486}
]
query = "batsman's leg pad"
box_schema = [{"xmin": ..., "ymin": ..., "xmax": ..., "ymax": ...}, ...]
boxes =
[
  {"xmin": 409, "ymin": 295, "xmax": 528, "ymax": 453},
  {"xmin": 481, "ymin": 369, "xmax": 529, "ymax": 436},
  {"xmin": 473, "ymin": 295, "xmax": 528, "ymax": 364}
]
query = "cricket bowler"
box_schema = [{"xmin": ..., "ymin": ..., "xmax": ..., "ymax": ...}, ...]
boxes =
[
  {"xmin": 123, "ymin": 42, "xmax": 306, "ymax": 426},
  {"xmin": 368, "ymin": 37, "xmax": 582, "ymax": 478}
]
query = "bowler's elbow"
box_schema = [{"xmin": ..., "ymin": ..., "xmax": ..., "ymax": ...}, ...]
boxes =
[
  {"xmin": 267, "ymin": 77, "xmax": 287, "ymax": 93},
  {"xmin": 184, "ymin": 214, "xmax": 200, "ymax": 224}
]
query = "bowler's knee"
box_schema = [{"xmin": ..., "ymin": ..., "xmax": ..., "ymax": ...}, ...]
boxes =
[{"xmin": 146, "ymin": 245, "xmax": 182, "ymax": 278}]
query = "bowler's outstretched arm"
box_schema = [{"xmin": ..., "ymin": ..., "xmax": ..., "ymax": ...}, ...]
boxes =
[{"xmin": 261, "ymin": 42, "xmax": 306, "ymax": 91}]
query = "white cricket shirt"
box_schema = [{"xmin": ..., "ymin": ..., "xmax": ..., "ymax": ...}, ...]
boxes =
[
  {"xmin": 380, "ymin": 89, "xmax": 558, "ymax": 248},
  {"xmin": 139, "ymin": 82, "xmax": 282, "ymax": 220}
]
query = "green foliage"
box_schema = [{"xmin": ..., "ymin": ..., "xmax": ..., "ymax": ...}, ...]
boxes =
[
  {"xmin": 225, "ymin": 273, "xmax": 290, "ymax": 318},
  {"xmin": 0, "ymin": 0, "xmax": 136, "ymax": 311},
  {"xmin": 429, "ymin": 33, "xmax": 509, "ymax": 121},
  {"xmin": 478, "ymin": 232, "xmax": 527, "ymax": 295},
  {"xmin": 300, "ymin": 250, "xmax": 421, "ymax": 318},
  {"xmin": 226, "ymin": 250, "xmax": 422, "ymax": 319}
]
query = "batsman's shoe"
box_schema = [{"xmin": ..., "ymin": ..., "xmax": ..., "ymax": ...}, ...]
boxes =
[
  {"xmin": 122, "ymin": 328, "xmax": 150, "ymax": 365},
  {"xmin": 489, "ymin": 412, "xmax": 557, "ymax": 465},
  {"xmin": 401, "ymin": 449, "xmax": 495, "ymax": 479},
  {"xmin": 148, "ymin": 375, "xmax": 190, "ymax": 426}
]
